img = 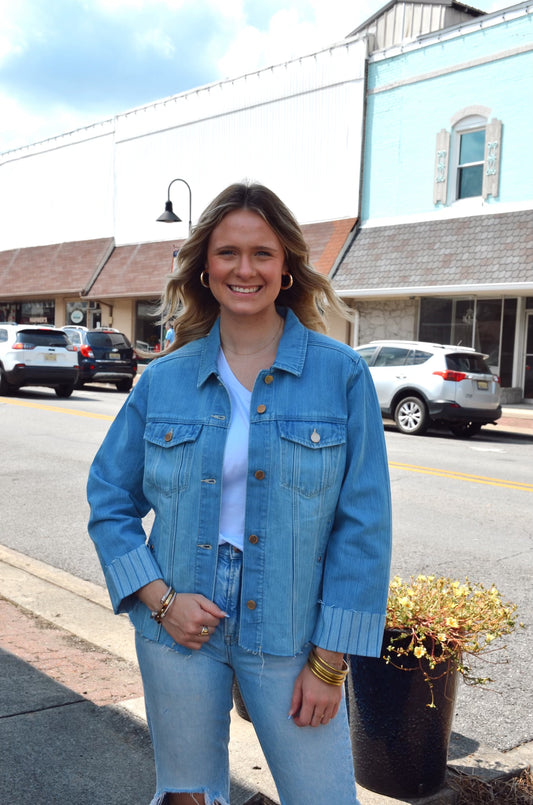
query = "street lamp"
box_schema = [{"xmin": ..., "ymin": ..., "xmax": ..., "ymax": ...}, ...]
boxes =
[{"xmin": 156, "ymin": 177, "xmax": 192, "ymax": 234}]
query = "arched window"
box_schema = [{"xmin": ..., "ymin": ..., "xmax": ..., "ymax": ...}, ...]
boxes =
[{"xmin": 433, "ymin": 108, "xmax": 502, "ymax": 206}]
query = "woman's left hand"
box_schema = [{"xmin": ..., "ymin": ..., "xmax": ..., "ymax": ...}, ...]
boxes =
[{"xmin": 289, "ymin": 649, "xmax": 344, "ymax": 728}]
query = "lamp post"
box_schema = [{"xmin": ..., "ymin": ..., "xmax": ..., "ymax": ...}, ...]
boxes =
[{"xmin": 156, "ymin": 177, "xmax": 192, "ymax": 234}]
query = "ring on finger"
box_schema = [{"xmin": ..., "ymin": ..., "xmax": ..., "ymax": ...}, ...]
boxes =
[{"xmin": 200, "ymin": 625, "xmax": 209, "ymax": 636}]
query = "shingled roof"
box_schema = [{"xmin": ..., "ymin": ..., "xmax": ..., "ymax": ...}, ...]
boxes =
[
  {"xmin": 332, "ymin": 210, "xmax": 533, "ymax": 295},
  {"xmin": 86, "ymin": 219, "xmax": 357, "ymax": 299},
  {"xmin": 0, "ymin": 238, "xmax": 114, "ymax": 299}
]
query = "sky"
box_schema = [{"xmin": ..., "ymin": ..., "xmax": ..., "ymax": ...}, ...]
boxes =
[{"xmin": 0, "ymin": 0, "xmax": 508, "ymax": 153}]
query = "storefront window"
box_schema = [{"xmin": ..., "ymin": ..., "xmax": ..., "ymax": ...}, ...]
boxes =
[
  {"xmin": 474, "ymin": 299, "xmax": 502, "ymax": 368},
  {"xmin": 418, "ymin": 299, "xmax": 452, "ymax": 343},
  {"xmin": 135, "ymin": 300, "xmax": 163, "ymax": 362},
  {"xmin": 65, "ymin": 301, "xmax": 101, "ymax": 329},
  {"xmin": 0, "ymin": 302, "xmax": 18, "ymax": 322},
  {"xmin": 15, "ymin": 300, "xmax": 55, "ymax": 324},
  {"xmin": 500, "ymin": 299, "xmax": 516, "ymax": 387},
  {"xmin": 419, "ymin": 297, "xmax": 516, "ymax": 384},
  {"xmin": 451, "ymin": 299, "xmax": 474, "ymax": 347}
]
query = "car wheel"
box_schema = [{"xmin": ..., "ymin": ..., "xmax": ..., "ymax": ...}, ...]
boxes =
[
  {"xmin": 55, "ymin": 384, "xmax": 75, "ymax": 398},
  {"xmin": 394, "ymin": 396, "xmax": 429, "ymax": 435},
  {"xmin": 0, "ymin": 369, "xmax": 12, "ymax": 395},
  {"xmin": 449, "ymin": 422, "xmax": 483, "ymax": 439},
  {"xmin": 115, "ymin": 378, "xmax": 133, "ymax": 392}
]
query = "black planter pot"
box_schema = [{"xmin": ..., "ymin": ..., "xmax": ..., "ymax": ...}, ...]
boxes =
[{"xmin": 347, "ymin": 630, "xmax": 458, "ymax": 799}]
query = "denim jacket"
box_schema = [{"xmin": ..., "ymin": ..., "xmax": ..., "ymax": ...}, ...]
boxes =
[{"xmin": 87, "ymin": 308, "xmax": 392, "ymax": 657}]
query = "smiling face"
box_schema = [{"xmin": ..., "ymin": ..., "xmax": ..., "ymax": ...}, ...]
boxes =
[{"xmin": 205, "ymin": 208, "xmax": 286, "ymax": 324}]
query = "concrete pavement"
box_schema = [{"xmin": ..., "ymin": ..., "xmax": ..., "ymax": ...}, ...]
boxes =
[{"xmin": 1, "ymin": 406, "xmax": 532, "ymax": 803}]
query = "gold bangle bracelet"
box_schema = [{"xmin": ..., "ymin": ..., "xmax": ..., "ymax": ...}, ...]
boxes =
[
  {"xmin": 307, "ymin": 651, "xmax": 348, "ymax": 686},
  {"xmin": 311, "ymin": 648, "xmax": 349, "ymax": 675},
  {"xmin": 307, "ymin": 660, "xmax": 346, "ymax": 686}
]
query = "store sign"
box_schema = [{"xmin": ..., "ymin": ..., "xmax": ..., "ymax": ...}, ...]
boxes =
[{"xmin": 70, "ymin": 309, "xmax": 84, "ymax": 324}]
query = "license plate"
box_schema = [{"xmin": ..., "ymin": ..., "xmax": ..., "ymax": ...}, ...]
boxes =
[
  {"xmin": 44, "ymin": 353, "xmax": 57, "ymax": 361},
  {"xmin": 108, "ymin": 353, "xmax": 121, "ymax": 360},
  {"xmin": 477, "ymin": 380, "xmax": 488, "ymax": 390}
]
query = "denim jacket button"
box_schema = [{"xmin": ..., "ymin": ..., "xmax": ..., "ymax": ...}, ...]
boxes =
[
  {"xmin": 248, "ymin": 534, "xmax": 259, "ymax": 544},
  {"xmin": 164, "ymin": 430, "xmax": 173, "ymax": 442},
  {"xmin": 254, "ymin": 470, "xmax": 265, "ymax": 480},
  {"xmin": 256, "ymin": 404, "xmax": 267, "ymax": 414},
  {"xmin": 246, "ymin": 600, "xmax": 257, "ymax": 610},
  {"xmin": 311, "ymin": 429, "xmax": 321, "ymax": 443},
  {"xmin": 264, "ymin": 374, "xmax": 274, "ymax": 384}
]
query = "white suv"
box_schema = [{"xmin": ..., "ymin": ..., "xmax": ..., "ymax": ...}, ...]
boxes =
[
  {"xmin": 356, "ymin": 340, "xmax": 502, "ymax": 437},
  {"xmin": 0, "ymin": 324, "xmax": 79, "ymax": 398}
]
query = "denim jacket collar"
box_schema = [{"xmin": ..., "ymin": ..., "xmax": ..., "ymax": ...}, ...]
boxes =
[{"xmin": 197, "ymin": 307, "xmax": 309, "ymax": 388}]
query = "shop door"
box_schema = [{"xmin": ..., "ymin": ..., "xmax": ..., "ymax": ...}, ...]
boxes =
[{"xmin": 525, "ymin": 313, "xmax": 533, "ymax": 399}]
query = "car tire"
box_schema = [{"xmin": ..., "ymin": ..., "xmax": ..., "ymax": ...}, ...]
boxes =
[
  {"xmin": 449, "ymin": 422, "xmax": 483, "ymax": 439},
  {"xmin": 394, "ymin": 396, "xmax": 429, "ymax": 435},
  {"xmin": 55, "ymin": 384, "xmax": 75, "ymax": 398},
  {"xmin": 0, "ymin": 369, "xmax": 12, "ymax": 396},
  {"xmin": 115, "ymin": 378, "xmax": 133, "ymax": 392}
]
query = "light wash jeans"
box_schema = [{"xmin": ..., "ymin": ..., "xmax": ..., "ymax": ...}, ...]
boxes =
[{"xmin": 136, "ymin": 543, "xmax": 359, "ymax": 805}]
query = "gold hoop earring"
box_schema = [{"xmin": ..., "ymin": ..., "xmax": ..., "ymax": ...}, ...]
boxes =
[
  {"xmin": 200, "ymin": 270, "xmax": 210, "ymax": 288},
  {"xmin": 281, "ymin": 273, "xmax": 294, "ymax": 290}
]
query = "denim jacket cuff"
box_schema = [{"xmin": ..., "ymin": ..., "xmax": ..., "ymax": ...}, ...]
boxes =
[
  {"xmin": 312, "ymin": 603, "xmax": 386, "ymax": 658},
  {"xmin": 104, "ymin": 544, "xmax": 164, "ymax": 614}
]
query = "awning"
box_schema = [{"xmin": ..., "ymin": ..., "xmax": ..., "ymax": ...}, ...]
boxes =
[
  {"xmin": 85, "ymin": 218, "xmax": 358, "ymax": 299},
  {"xmin": 0, "ymin": 238, "xmax": 115, "ymax": 299},
  {"xmin": 332, "ymin": 209, "xmax": 533, "ymax": 297}
]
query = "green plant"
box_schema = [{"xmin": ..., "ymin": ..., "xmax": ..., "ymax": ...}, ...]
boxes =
[{"xmin": 384, "ymin": 575, "xmax": 519, "ymax": 706}]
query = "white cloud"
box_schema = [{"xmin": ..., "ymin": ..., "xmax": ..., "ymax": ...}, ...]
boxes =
[{"xmin": 134, "ymin": 27, "xmax": 176, "ymax": 59}]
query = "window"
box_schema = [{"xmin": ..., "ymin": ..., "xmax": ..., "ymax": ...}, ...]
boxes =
[
  {"xmin": 457, "ymin": 129, "xmax": 485, "ymax": 199},
  {"xmin": 17, "ymin": 329, "xmax": 69, "ymax": 347},
  {"xmin": 357, "ymin": 346, "xmax": 378, "ymax": 365},
  {"xmin": 407, "ymin": 349, "xmax": 432, "ymax": 365},
  {"xmin": 374, "ymin": 346, "xmax": 410, "ymax": 367},
  {"xmin": 433, "ymin": 112, "xmax": 502, "ymax": 205}
]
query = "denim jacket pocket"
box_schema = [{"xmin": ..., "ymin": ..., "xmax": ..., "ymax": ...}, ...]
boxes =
[
  {"xmin": 143, "ymin": 422, "xmax": 203, "ymax": 496},
  {"xmin": 278, "ymin": 420, "xmax": 346, "ymax": 498}
]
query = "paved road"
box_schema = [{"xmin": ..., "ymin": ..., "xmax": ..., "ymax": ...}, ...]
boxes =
[{"xmin": 1, "ymin": 386, "xmax": 532, "ymax": 754}]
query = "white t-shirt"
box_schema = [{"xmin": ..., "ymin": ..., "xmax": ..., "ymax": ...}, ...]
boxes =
[{"xmin": 217, "ymin": 349, "xmax": 251, "ymax": 551}]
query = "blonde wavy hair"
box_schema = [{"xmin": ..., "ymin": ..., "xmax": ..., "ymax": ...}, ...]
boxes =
[{"xmin": 159, "ymin": 182, "xmax": 349, "ymax": 351}]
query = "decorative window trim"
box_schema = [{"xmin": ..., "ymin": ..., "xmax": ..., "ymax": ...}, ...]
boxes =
[
  {"xmin": 433, "ymin": 129, "xmax": 450, "ymax": 204},
  {"xmin": 433, "ymin": 113, "xmax": 502, "ymax": 206}
]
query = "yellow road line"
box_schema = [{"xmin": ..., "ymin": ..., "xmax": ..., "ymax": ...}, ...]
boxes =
[
  {"xmin": 2, "ymin": 397, "xmax": 531, "ymax": 491},
  {"xmin": 389, "ymin": 461, "xmax": 533, "ymax": 492},
  {"xmin": 0, "ymin": 396, "xmax": 114, "ymax": 421}
]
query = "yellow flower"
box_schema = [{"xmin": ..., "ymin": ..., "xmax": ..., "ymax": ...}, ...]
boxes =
[
  {"xmin": 414, "ymin": 645, "xmax": 427, "ymax": 659},
  {"xmin": 446, "ymin": 617, "xmax": 459, "ymax": 628}
]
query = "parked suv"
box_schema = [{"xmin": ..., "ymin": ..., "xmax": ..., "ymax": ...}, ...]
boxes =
[
  {"xmin": 356, "ymin": 340, "xmax": 501, "ymax": 437},
  {"xmin": 0, "ymin": 324, "xmax": 78, "ymax": 397},
  {"xmin": 63, "ymin": 327, "xmax": 137, "ymax": 391}
]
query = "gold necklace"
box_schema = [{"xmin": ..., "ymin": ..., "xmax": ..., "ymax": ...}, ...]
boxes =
[{"xmin": 222, "ymin": 317, "xmax": 283, "ymax": 357}]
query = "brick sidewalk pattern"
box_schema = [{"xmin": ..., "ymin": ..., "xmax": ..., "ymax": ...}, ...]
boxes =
[{"xmin": 0, "ymin": 597, "xmax": 144, "ymax": 706}]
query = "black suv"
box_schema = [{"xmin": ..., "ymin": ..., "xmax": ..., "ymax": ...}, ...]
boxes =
[{"xmin": 63, "ymin": 327, "xmax": 137, "ymax": 392}]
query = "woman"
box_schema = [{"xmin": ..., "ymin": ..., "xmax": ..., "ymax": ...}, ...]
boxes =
[{"xmin": 87, "ymin": 182, "xmax": 392, "ymax": 805}]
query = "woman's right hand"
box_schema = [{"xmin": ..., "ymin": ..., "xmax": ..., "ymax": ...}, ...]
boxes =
[{"xmin": 137, "ymin": 581, "xmax": 228, "ymax": 649}]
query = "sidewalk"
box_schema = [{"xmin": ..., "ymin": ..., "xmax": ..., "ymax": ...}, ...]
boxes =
[
  {"xmin": 496, "ymin": 403, "xmax": 533, "ymax": 437},
  {"xmin": 1, "ymin": 393, "xmax": 532, "ymax": 805}
]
